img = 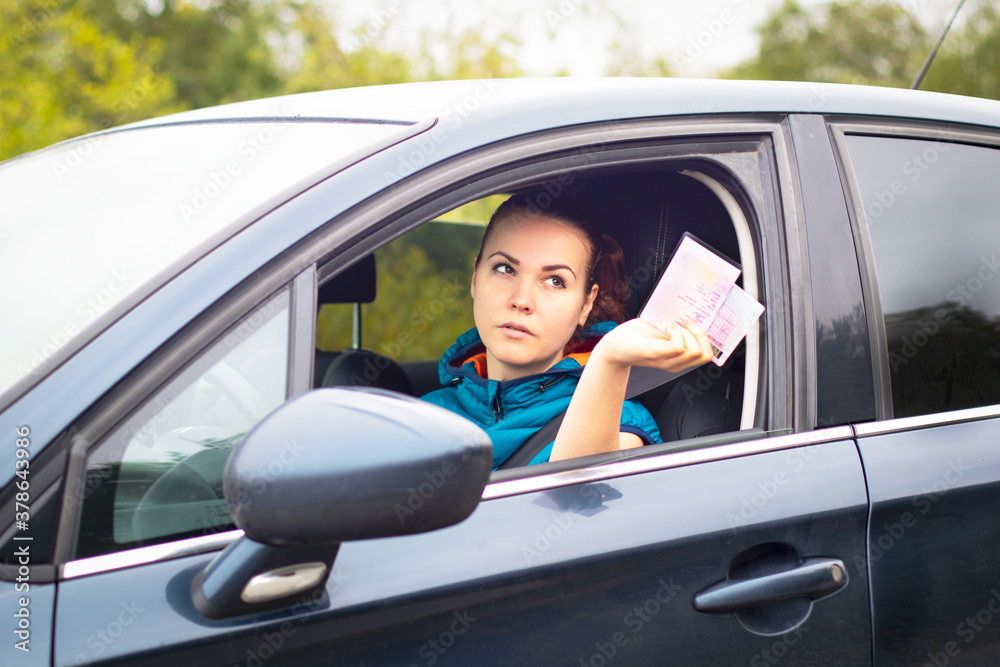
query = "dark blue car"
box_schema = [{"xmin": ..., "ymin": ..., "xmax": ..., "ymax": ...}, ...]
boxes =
[{"xmin": 2, "ymin": 78, "xmax": 1000, "ymax": 665}]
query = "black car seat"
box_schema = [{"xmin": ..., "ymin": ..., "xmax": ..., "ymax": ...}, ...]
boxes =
[
  {"xmin": 315, "ymin": 254, "xmax": 414, "ymax": 395},
  {"xmin": 572, "ymin": 170, "xmax": 747, "ymax": 441},
  {"xmin": 320, "ymin": 348, "xmax": 413, "ymax": 395}
]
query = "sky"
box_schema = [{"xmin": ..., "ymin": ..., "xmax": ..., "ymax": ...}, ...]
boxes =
[{"xmin": 333, "ymin": 0, "xmax": 968, "ymax": 78}]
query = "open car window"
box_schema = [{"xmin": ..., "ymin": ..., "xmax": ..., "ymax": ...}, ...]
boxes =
[
  {"xmin": 75, "ymin": 290, "xmax": 291, "ymax": 559},
  {"xmin": 314, "ymin": 164, "xmax": 769, "ymax": 475}
]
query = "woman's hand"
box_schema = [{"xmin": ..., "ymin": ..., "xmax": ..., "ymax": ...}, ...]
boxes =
[
  {"xmin": 593, "ymin": 318, "xmax": 715, "ymax": 372},
  {"xmin": 549, "ymin": 319, "xmax": 713, "ymax": 463}
]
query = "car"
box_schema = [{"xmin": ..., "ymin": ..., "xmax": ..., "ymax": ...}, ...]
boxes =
[{"xmin": 2, "ymin": 76, "xmax": 1000, "ymax": 666}]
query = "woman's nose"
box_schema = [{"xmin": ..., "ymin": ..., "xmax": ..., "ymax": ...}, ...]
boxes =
[{"xmin": 509, "ymin": 281, "xmax": 533, "ymax": 312}]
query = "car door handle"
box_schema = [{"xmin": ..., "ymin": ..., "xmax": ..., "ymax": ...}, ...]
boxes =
[{"xmin": 693, "ymin": 558, "xmax": 847, "ymax": 614}]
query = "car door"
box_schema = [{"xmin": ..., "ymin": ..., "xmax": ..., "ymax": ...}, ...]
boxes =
[
  {"xmin": 44, "ymin": 114, "xmax": 876, "ymax": 666},
  {"xmin": 833, "ymin": 122, "xmax": 1000, "ymax": 665}
]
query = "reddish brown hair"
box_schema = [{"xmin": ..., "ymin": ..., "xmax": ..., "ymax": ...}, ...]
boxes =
[{"xmin": 477, "ymin": 193, "xmax": 629, "ymax": 329}]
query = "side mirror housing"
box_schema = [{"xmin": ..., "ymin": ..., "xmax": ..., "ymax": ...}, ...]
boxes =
[{"xmin": 193, "ymin": 388, "xmax": 492, "ymax": 618}]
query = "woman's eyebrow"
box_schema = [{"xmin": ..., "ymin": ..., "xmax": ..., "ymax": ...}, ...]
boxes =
[
  {"xmin": 488, "ymin": 251, "xmax": 519, "ymax": 265},
  {"xmin": 542, "ymin": 264, "xmax": 576, "ymax": 278}
]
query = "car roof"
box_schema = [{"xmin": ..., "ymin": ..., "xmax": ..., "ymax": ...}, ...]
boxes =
[{"xmin": 121, "ymin": 77, "xmax": 1000, "ymax": 133}]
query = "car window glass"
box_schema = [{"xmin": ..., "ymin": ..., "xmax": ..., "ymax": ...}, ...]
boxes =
[
  {"xmin": 0, "ymin": 121, "xmax": 402, "ymax": 401},
  {"xmin": 846, "ymin": 135, "xmax": 1000, "ymax": 418},
  {"xmin": 76, "ymin": 290, "xmax": 290, "ymax": 558}
]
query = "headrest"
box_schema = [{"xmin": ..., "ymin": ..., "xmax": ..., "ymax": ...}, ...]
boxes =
[
  {"xmin": 317, "ymin": 254, "xmax": 376, "ymax": 305},
  {"xmin": 320, "ymin": 349, "xmax": 414, "ymax": 396},
  {"xmin": 571, "ymin": 171, "xmax": 737, "ymax": 315}
]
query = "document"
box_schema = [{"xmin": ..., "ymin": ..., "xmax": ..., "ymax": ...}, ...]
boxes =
[{"xmin": 639, "ymin": 233, "xmax": 764, "ymax": 366}]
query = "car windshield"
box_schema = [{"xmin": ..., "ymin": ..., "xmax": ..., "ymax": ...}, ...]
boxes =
[{"xmin": 0, "ymin": 120, "xmax": 406, "ymax": 401}]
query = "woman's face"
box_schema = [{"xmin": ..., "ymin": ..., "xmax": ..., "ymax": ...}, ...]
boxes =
[{"xmin": 471, "ymin": 213, "xmax": 598, "ymax": 381}]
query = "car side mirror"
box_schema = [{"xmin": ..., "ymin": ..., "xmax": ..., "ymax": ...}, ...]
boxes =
[{"xmin": 192, "ymin": 387, "xmax": 492, "ymax": 619}]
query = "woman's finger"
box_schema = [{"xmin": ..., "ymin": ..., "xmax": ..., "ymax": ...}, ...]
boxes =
[
  {"xmin": 680, "ymin": 322, "xmax": 715, "ymax": 364},
  {"xmin": 675, "ymin": 325, "xmax": 699, "ymax": 354}
]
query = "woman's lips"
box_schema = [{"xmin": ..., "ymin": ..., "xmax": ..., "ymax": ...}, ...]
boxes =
[{"xmin": 498, "ymin": 322, "xmax": 533, "ymax": 339}]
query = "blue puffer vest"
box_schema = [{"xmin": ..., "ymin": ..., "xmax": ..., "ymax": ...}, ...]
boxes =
[{"xmin": 421, "ymin": 321, "xmax": 661, "ymax": 469}]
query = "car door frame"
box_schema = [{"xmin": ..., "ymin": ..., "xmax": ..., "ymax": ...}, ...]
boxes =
[
  {"xmin": 830, "ymin": 116, "xmax": 1000, "ymax": 665},
  {"xmin": 47, "ymin": 112, "xmax": 875, "ymax": 664}
]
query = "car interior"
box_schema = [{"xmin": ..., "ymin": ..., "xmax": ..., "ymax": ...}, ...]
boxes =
[{"xmin": 313, "ymin": 166, "xmax": 760, "ymax": 467}]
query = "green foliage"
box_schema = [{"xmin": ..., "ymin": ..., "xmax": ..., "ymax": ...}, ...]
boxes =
[
  {"xmin": 316, "ymin": 220, "xmax": 482, "ymax": 362},
  {"xmin": 281, "ymin": 0, "xmax": 415, "ymax": 94},
  {"xmin": 921, "ymin": 3, "xmax": 1000, "ymax": 100},
  {"xmin": 725, "ymin": 0, "xmax": 1000, "ymax": 99},
  {"xmin": 0, "ymin": 0, "xmax": 178, "ymax": 161},
  {"xmin": 726, "ymin": 0, "xmax": 931, "ymax": 87},
  {"xmin": 416, "ymin": 28, "xmax": 524, "ymax": 81},
  {"xmin": 107, "ymin": 0, "xmax": 286, "ymax": 109},
  {"xmin": 606, "ymin": 44, "xmax": 675, "ymax": 78},
  {"xmin": 1, "ymin": 0, "xmax": 530, "ymax": 159}
]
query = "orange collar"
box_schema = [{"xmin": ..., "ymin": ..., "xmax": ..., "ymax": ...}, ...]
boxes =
[{"xmin": 462, "ymin": 350, "xmax": 593, "ymax": 379}]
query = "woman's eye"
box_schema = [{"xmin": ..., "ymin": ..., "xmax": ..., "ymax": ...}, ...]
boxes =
[
  {"xmin": 545, "ymin": 276, "xmax": 566, "ymax": 289},
  {"xmin": 493, "ymin": 263, "xmax": 514, "ymax": 276}
]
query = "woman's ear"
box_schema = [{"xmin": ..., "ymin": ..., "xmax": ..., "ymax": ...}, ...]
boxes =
[{"xmin": 578, "ymin": 283, "xmax": 599, "ymax": 327}]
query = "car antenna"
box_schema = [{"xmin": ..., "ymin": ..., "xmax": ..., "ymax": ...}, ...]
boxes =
[{"xmin": 911, "ymin": 0, "xmax": 968, "ymax": 90}]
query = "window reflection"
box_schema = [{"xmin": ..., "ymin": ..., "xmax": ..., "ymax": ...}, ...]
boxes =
[{"xmin": 847, "ymin": 135, "xmax": 1000, "ymax": 418}]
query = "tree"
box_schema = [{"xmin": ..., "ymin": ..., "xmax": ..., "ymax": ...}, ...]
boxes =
[
  {"xmin": 726, "ymin": 0, "xmax": 931, "ymax": 88},
  {"xmin": 725, "ymin": 0, "xmax": 1000, "ymax": 100},
  {"xmin": 921, "ymin": 3, "xmax": 1000, "ymax": 100},
  {"xmin": 81, "ymin": 0, "xmax": 288, "ymax": 109},
  {"xmin": 0, "ymin": 0, "xmax": 177, "ymax": 161},
  {"xmin": 279, "ymin": 0, "xmax": 417, "ymax": 94}
]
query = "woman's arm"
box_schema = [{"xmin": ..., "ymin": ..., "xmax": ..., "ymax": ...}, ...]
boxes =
[{"xmin": 548, "ymin": 319, "xmax": 713, "ymax": 462}]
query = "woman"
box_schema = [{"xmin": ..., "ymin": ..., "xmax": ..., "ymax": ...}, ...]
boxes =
[{"xmin": 422, "ymin": 193, "xmax": 713, "ymax": 468}]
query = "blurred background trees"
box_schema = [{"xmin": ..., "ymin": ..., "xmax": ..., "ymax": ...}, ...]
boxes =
[
  {"xmin": 727, "ymin": 0, "xmax": 1000, "ymax": 99},
  {"xmin": 2, "ymin": 0, "xmax": 999, "ymax": 163}
]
